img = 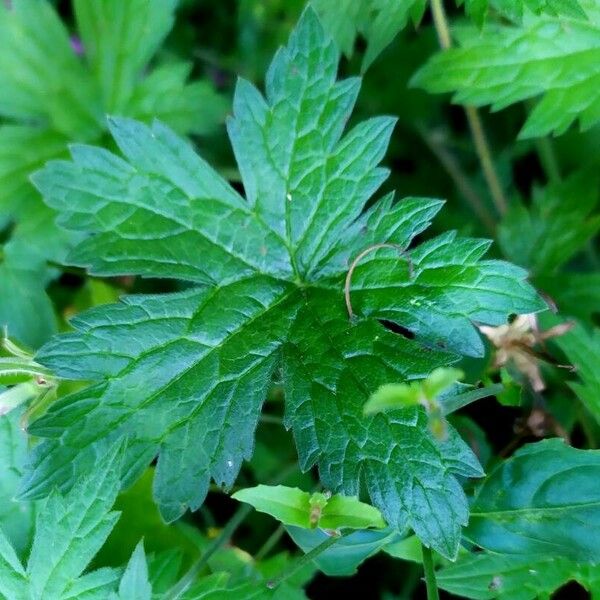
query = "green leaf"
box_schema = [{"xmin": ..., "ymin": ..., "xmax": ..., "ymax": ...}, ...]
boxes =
[
  {"xmin": 552, "ymin": 323, "xmax": 600, "ymax": 426},
  {"xmin": 364, "ymin": 368, "xmax": 464, "ymax": 414},
  {"xmin": 537, "ymin": 272, "xmax": 600, "ymax": 324},
  {"xmin": 111, "ymin": 541, "xmax": 152, "ymax": 600},
  {"xmin": 499, "ymin": 170, "xmax": 600, "ymax": 276},
  {"xmin": 412, "ymin": 5, "xmax": 600, "ymax": 137},
  {"xmin": 383, "ymin": 534, "xmax": 423, "ymax": 563},
  {"xmin": 0, "ymin": 0, "xmax": 225, "ymax": 348},
  {"xmin": 436, "ymin": 553, "xmax": 592, "ymax": 600},
  {"xmin": 0, "ymin": 409, "xmax": 34, "ymax": 560},
  {"xmin": 459, "ymin": 0, "xmax": 586, "ymax": 26},
  {"xmin": 233, "ymin": 485, "xmax": 386, "ymax": 530},
  {"xmin": 466, "ymin": 438, "xmax": 600, "ymax": 561},
  {"xmin": 312, "ymin": 0, "xmax": 426, "ymax": 70},
  {"xmin": 73, "ymin": 0, "xmax": 176, "ymax": 115},
  {"xmin": 285, "ymin": 526, "xmax": 399, "ymax": 576},
  {"xmin": 460, "ymin": 0, "xmax": 488, "ymax": 26},
  {"xmin": 27, "ymin": 7, "xmax": 541, "ymax": 559},
  {"xmin": 493, "ymin": 0, "xmax": 587, "ymax": 23},
  {"xmin": 95, "ymin": 469, "xmax": 201, "ymax": 571},
  {"xmin": 0, "ymin": 443, "xmax": 123, "ymax": 599}
]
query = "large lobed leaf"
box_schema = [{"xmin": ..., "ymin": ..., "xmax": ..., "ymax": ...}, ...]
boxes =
[
  {"xmin": 413, "ymin": 1, "xmax": 600, "ymax": 138},
  {"xmin": 25, "ymin": 8, "xmax": 542, "ymax": 559}
]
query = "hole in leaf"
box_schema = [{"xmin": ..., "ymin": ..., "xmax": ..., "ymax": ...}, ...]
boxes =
[
  {"xmin": 553, "ymin": 580, "xmax": 589, "ymax": 599},
  {"xmin": 378, "ymin": 319, "xmax": 415, "ymax": 340}
]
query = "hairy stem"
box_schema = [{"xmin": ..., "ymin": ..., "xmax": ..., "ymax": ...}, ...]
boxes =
[
  {"xmin": 429, "ymin": 0, "xmax": 508, "ymax": 216},
  {"xmin": 422, "ymin": 544, "xmax": 440, "ymax": 600}
]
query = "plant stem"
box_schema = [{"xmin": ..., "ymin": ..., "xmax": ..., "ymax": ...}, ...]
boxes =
[
  {"xmin": 429, "ymin": 0, "xmax": 508, "ymax": 216},
  {"xmin": 534, "ymin": 136, "xmax": 561, "ymax": 183},
  {"xmin": 266, "ymin": 531, "xmax": 349, "ymax": 589},
  {"xmin": 464, "ymin": 107, "xmax": 508, "ymax": 215},
  {"xmin": 255, "ymin": 524, "xmax": 286, "ymax": 561},
  {"xmin": 166, "ymin": 503, "xmax": 253, "ymax": 599},
  {"xmin": 259, "ymin": 414, "xmax": 284, "ymax": 426},
  {"xmin": 524, "ymin": 99, "xmax": 561, "ymax": 183},
  {"xmin": 430, "ymin": 0, "xmax": 452, "ymax": 49},
  {"xmin": 421, "ymin": 544, "xmax": 440, "ymax": 600},
  {"xmin": 166, "ymin": 462, "xmax": 300, "ymax": 598},
  {"xmin": 416, "ymin": 124, "xmax": 496, "ymax": 233}
]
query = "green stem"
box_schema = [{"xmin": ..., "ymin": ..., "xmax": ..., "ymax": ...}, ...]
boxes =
[
  {"xmin": 166, "ymin": 503, "xmax": 253, "ymax": 599},
  {"xmin": 430, "ymin": 0, "xmax": 452, "ymax": 49},
  {"xmin": 524, "ymin": 99, "xmax": 561, "ymax": 183},
  {"xmin": 464, "ymin": 106, "xmax": 508, "ymax": 215},
  {"xmin": 416, "ymin": 124, "xmax": 496, "ymax": 233},
  {"xmin": 259, "ymin": 414, "xmax": 284, "ymax": 426},
  {"xmin": 535, "ymin": 136, "xmax": 561, "ymax": 183},
  {"xmin": 255, "ymin": 524, "xmax": 286, "ymax": 561},
  {"xmin": 267, "ymin": 531, "xmax": 349, "ymax": 589},
  {"xmin": 165, "ymin": 462, "xmax": 299, "ymax": 598},
  {"xmin": 429, "ymin": 0, "xmax": 508, "ymax": 217},
  {"xmin": 421, "ymin": 544, "xmax": 440, "ymax": 600}
]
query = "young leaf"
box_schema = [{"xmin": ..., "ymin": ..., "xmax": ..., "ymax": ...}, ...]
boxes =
[
  {"xmin": 233, "ymin": 485, "xmax": 386, "ymax": 530},
  {"xmin": 466, "ymin": 438, "xmax": 600, "ymax": 561},
  {"xmin": 111, "ymin": 541, "xmax": 152, "ymax": 600},
  {"xmin": 364, "ymin": 368, "xmax": 464, "ymax": 414},
  {"xmin": 26, "ymin": 8, "xmax": 542, "ymax": 559},
  {"xmin": 412, "ymin": 5, "xmax": 600, "ymax": 137},
  {"xmin": 0, "ymin": 440, "xmax": 123, "ymax": 599}
]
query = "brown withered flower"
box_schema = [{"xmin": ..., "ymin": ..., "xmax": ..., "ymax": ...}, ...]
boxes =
[{"xmin": 479, "ymin": 314, "xmax": 574, "ymax": 392}]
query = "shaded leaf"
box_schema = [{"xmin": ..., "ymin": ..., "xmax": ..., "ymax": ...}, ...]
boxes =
[{"xmin": 467, "ymin": 439, "xmax": 600, "ymax": 561}]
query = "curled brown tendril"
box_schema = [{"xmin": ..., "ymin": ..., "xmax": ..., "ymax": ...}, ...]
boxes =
[{"xmin": 344, "ymin": 243, "xmax": 414, "ymax": 320}]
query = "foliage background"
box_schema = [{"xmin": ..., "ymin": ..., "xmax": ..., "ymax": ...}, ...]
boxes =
[{"xmin": 1, "ymin": 0, "xmax": 599, "ymax": 598}]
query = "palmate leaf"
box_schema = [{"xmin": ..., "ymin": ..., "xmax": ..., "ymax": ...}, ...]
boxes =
[
  {"xmin": 412, "ymin": 1, "xmax": 600, "ymax": 138},
  {"xmin": 24, "ymin": 8, "xmax": 542, "ymax": 559},
  {"xmin": 0, "ymin": 0, "xmax": 226, "ymax": 347}
]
